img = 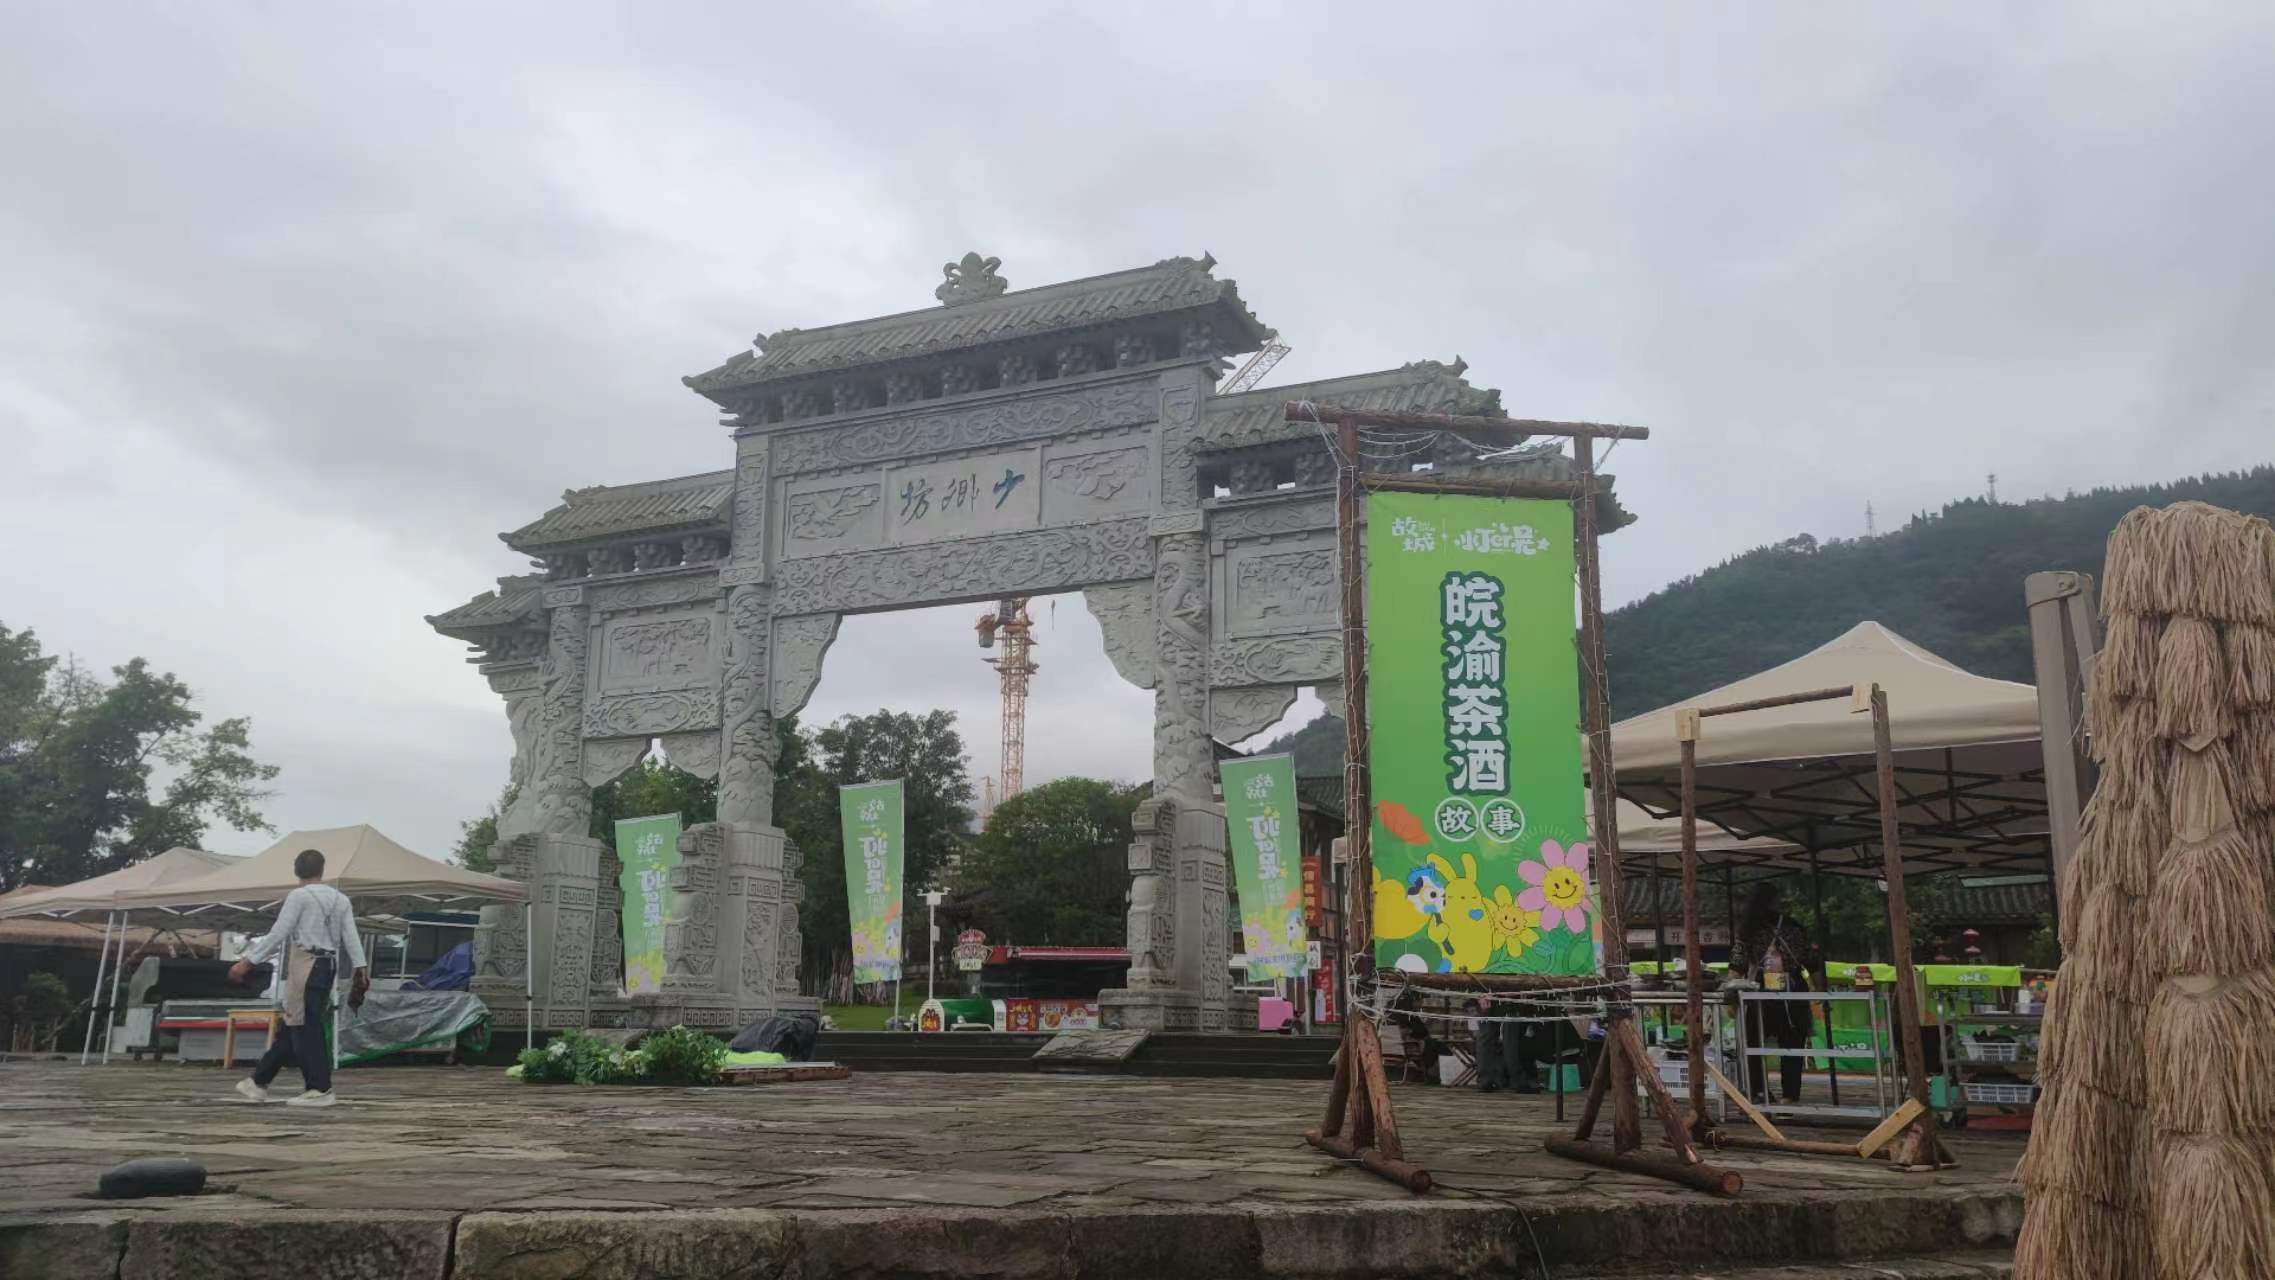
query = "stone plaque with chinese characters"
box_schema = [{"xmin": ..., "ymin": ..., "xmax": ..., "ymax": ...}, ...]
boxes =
[{"xmin": 883, "ymin": 446, "xmax": 1043, "ymax": 546}]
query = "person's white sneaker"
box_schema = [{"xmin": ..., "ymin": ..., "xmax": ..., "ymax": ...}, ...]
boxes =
[
  {"xmin": 233, "ymin": 1078, "xmax": 269, "ymax": 1103},
  {"xmin": 285, "ymin": 1089, "xmax": 336, "ymax": 1108}
]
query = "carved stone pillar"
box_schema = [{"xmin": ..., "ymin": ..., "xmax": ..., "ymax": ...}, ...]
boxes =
[
  {"xmin": 718, "ymin": 582, "xmax": 777, "ymax": 825},
  {"xmin": 482, "ymin": 830, "xmax": 603, "ymax": 1031},
  {"xmin": 680, "ymin": 431, "xmax": 817, "ymax": 1019},
  {"xmin": 530, "ymin": 585, "xmax": 593, "ymax": 837},
  {"xmin": 1105, "ymin": 369, "xmax": 1230, "ymax": 1030}
]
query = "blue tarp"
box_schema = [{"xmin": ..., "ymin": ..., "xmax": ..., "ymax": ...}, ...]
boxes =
[{"xmin": 403, "ymin": 941, "xmax": 473, "ymax": 992}]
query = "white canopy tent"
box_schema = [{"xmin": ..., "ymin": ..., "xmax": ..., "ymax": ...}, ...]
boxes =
[{"xmin": 1611, "ymin": 621, "xmax": 2050, "ymax": 879}]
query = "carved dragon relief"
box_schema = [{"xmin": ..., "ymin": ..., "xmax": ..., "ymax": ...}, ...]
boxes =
[
  {"xmin": 582, "ymin": 737, "xmax": 652, "ymax": 790},
  {"xmin": 1045, "ymin": 446, "xmax": 1147, "ymax": 505},
  {"xmin": 1210, "ymin": 686, "xmax": 1299, "ymax": 744},
  {"xmin": 583, "ymin": 688, "xmax": 720, "ymax": 738},
  {"xmin": 772, "ymin": 518, "xmax": 1153, "ymax": 615},
  {"xmin": 784, "ymin": 484, "xmax": 881, "ymax": 543},
  {"xmin": 770, "ymin": 614, "xmax": 841, "ymax": 719},
  {"xmin": 658, "ymin": 731, "xmax": 721, "ymax": 781},
  {"xmin": 1210, "ymin": 635, "xmax": 1343, "ymax": 686},
  {"xmin": 1083, "ymin": 582, "xmax": 1156, "ymax": 690}
]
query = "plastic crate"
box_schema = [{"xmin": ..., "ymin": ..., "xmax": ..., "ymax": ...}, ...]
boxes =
[
  {"xmin": 1960, "ymin": 1041, "xmax": 2022, "ymax": 1063},
  {"xmin": 1539, "ymin": 1064, "xmax": 1582, "ymax": 1092},
  {"xmin": 1964, "ymin": 1082, "xmax": 2037, "ymax": 1106}
]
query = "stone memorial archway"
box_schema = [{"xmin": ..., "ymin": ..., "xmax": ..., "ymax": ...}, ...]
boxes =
[{"xmin": 429, "ymin": 252, "xmax": 1627, "ymax": 1032}]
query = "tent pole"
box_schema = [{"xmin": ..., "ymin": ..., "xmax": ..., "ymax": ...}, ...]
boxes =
[
  {"xmin": 82, "ymin": 911, "xmax": 117, "ymax": 1065},
  {"xmin": 102, "ymin": 921, "xmax": 131, "ymax": 1064},
  {"xmin": 1808, "ymin": 843, "xmax": 1839, "ymax": 1108},
  {"xmin": 524, "ymin": 900, "xmax": 534, "ymax": 1056}
]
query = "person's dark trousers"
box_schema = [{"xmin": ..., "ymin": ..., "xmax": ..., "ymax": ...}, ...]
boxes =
[
  {"xmin": 1473, "ymin": 1026, "xmax": 1503, "ymax": 1090},
  {"xmin": 1744, "ymin": 1002, "xmax": 1810, "ymax": 1103},
  {"xmin": 1501, "ymin": 1017, "xmax": 1535, "ymax": 1091},
  {"xmin": 251, "ymin": 956, "xmax": 335, "ymax": 1094},
  {"xmin": 1775, "ymin": 1012, "xmax": 1811, "ymax": 1103}
]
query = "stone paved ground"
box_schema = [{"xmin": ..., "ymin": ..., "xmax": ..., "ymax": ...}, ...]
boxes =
[{"xmin": 0, "ymin": 1062, "xmax": 2027, "ymax": 1278}]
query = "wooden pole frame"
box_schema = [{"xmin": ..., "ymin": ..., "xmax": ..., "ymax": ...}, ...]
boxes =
[
  {"xmin": 1672, "ymin": 682, "xmax": 1953, "ymax": 1170},
  {"xmin": 1289, "ymin": 403, "xmax": 1740, "ymax": 1197}
]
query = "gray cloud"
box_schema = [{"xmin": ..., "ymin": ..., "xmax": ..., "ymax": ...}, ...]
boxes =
[{"xmin": 3, "ymin": 2, "xmax": 2270, "ymax": 857}]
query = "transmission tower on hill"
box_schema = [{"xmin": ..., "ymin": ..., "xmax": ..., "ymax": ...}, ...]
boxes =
[{"xmin": 975, "ymin": 597, "xmax": 1038, "ymax": 800}]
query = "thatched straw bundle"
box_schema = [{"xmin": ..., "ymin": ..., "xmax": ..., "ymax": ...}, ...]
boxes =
[
  {"xmin": 2020, "ymin": 500, "xmax": 2275, "ymax": 1280},
  {"xmin": 2016, "ymin": 1191, "xmax": 2150, "ymax": 1280}
]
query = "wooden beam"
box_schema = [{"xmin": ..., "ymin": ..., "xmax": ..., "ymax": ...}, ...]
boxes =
[
  {"xmin": 1359, "ymin": 474, "xmax": 1590, "ymax": 501},
  {"xmin": 1614, "ymin": 1020, "xmax": 1701, "ymax": 1163},
  {"xmin": 1352, "ymin": 1018, "xmax": 1404, "ymax": 1163},
  {"xmin": 1711, "ymin": 1133, "xmax": 1876, "ymax": 1159},
  {"xmin": 1574, "ymin": 1035, "xmax": 1613, "ymax": 1142},
  {"xmin": 1282, "ymin": 403, "xmax": 1651, "ymax": 441},
  {"xmin": 1693, "ymin": 686, "xmax": 1857, "ymax": 718},
  {"xmin": 1543, "ymin": 1138, "xmax": 1743, "ymax": 1196},
  {"xmin": 1704, "ymin": 1061, "xmax": 1787, "ymax": 1144},
  {"xmin": 1856, "ymin": 1098, "xmax": 1928, "ymax": 1159},
  {"xmin": 1680, "ymin": 736, "xmax": 1707, "ymax": 1132}
]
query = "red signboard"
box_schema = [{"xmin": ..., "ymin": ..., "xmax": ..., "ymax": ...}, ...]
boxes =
[
  {"xmin": 1311, "ymin": 965, "xmax": 1339, "ymax": 1025},
  {"xmin": 1301, "ymin": 853, "xmax": 1323, "ymax": 928}
]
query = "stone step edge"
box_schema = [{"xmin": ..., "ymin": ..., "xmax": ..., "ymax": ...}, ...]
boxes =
[{"xmin": 1, "ymin": 1191, "xmax": 2024, "ymax": 1280}]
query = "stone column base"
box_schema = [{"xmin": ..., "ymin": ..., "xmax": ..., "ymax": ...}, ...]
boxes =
[{"xmin": 1098, "ymin": 986, "xmax": 1204, "ymax": 1032}]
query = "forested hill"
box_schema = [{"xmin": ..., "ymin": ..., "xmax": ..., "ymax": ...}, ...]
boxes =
[
  {"xmin": 1261, "ymin": 464, "xmax": 2275, "ymax": 763},
  {"xmin": 1601, "ymin": 466, "xmax": 2275, "ymax": 717}
]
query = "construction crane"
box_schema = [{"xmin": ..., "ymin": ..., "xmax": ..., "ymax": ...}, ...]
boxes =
[
  {"xmin": 975, "ymin": 597, "xmax": 1038, "ymax": 801},
  {"xmin": 1219, "ymin": 338, "xmax": 1291, "ymax": 394}
]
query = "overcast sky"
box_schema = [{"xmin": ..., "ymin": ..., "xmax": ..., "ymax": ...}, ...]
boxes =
[{"xmin": 4, "ymin": 4, "xmax": 2271, "ymax": 858}]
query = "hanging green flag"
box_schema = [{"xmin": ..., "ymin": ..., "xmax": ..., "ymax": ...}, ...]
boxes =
[
  {"xmin": 838, "ymin": 780, "xmax": 906, "ymax": 985},
  {"xmin": 613, "ymin": 812, "xmax": 683, "ymax": 995},
  {"xmin": 1220, "ymin": 753, "xmax": 1306, "ymax": 982},
  {"xmin": 1365, "ymin": 491, "xmax": 1595, "ymax": 977}
]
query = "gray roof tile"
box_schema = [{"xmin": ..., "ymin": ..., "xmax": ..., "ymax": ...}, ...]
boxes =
[{"xmin": 502, "ymin": 470, "xmax": 733, "ymax": 552}]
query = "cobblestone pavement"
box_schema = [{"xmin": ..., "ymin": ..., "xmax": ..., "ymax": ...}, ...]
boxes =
[{"xmin": 0, "ymin": 1061, "xmax": 2022, "ymax": 1218}]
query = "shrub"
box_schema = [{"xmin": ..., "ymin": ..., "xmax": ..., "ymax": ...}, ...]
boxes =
[
  {"xmin": 513, "ymin": 1026, "xmax": 726, "ymax": 1086},
  {"xmin": 639, "ymin": 1025, "xmax": 728, "ymax": 1086}
]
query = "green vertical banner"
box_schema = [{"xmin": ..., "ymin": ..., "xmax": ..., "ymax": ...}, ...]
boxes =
[
  {"xmin": 838, "ymin": 780, "xmax": 906, "ymax": 985},
  {"xmin": 1365, "ymin": 492, "xmax": 1595, "ymax": 976},
  {"xmin": 1220, "ymin": 753, "xmax": 1305, "ymax": 982},
  {"xmin": 613, "ymin": 813, "xmax": 683, "ymax": 996}
]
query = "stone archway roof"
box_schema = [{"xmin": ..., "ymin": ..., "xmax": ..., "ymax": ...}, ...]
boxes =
[{"xmin": 683, "ymin": 255, "xmax": 1270, "ymax": 400}]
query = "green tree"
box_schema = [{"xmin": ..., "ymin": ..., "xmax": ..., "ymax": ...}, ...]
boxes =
[
  {"xmin": 952, "ymin": 777, "xmax": 1145, "ymax": 946},
  {"xmin": 780, "ymin": 709, "xmax": 974, "ymax": 996},
  {"xmin": 453, "ymin": 801, "xmax": 502, "ymax": 874},
  {"xmin": 0, "ymin": 624, "xmax": 278, "ymax": 892},
  {"xmin": 589, "ymin": 758, "xmax": 717, "ymax": 838}
]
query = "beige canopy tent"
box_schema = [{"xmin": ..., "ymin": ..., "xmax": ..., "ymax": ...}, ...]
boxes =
[
  {"xmin": 1611, "ymin": 621, "xmax": 2049, "ymax": 879},
  {"xmin": 100, "ymin": 826, "xmax": 530, "ymax": 1069},
  {"xmin": 0, "ymin": 846, "xmax": 239, "ymax": 919},
  {"xmin": 0, "ymin": 847, "xmax": 244, "ymax": 1063},
  {"xmin": 108, "ymin": 825, "xmax": 527, "ymax": 922}
]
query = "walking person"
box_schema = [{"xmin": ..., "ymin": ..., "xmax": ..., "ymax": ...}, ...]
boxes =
[{"xmin": 229, "ymin": 848, "xmax": 369, "ymax": 1107}]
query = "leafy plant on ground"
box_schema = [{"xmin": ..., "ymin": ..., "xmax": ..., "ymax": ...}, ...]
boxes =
[{"xmin": 513, "ymin": 1026, "xmax": 726, "ymax": 1086}]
